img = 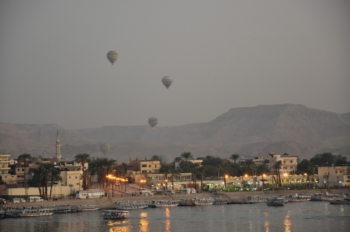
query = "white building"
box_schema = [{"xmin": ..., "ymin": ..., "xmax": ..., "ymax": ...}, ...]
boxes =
[
  {"xmin": 266, "ymin": 152, "xmax": 298, "ymax": 174},
  {"xmin": 318, "ymin": 165, "xmax": 350, "ymax": 187}
]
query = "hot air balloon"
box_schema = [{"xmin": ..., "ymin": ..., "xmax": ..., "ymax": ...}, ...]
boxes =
[
  {"xmin": 162, "ymin": 76, "xmax": 173, "ymax": 89},
  {"xmin": 148, "ymin": 117, "xmax": 158, "ymax": 128},
  {"xmin": 106, "ymin": 51, "xmax": 118, "ymax": 65},
  {"xmin": 99, "ymin": 143, "xmax": 111, "ymax": 155}
]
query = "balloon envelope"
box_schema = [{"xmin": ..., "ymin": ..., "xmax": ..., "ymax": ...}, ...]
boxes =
[
  {"xmin": 162, "ymin": 76, "xmax": 173, "ymax": 89},
  {"xmin": 148, "ymin": 117, "xmax": 158, "ymax": 128},
  {"xmin": 106, "ymin": 51, "xmax": 118, "ymax": 65},
  {"xmin": 99, "ymin": 143, "xmax": 111, "ymax": 155}
]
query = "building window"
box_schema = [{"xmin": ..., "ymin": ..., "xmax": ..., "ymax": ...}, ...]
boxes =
[
  {"xmin": 75, "ymin": 176, "xmax": 77, "ymax": 179},
  {"xmin": 142, "ymin": 164, "xmax": 147, "ymax": 167},
  {"xmin": 142, "ymin": 170, "xmax": 147, "ymax": 173},
  {"xmin": 69, "ymin": 176, "xmax": 71, "ymax": 178}
]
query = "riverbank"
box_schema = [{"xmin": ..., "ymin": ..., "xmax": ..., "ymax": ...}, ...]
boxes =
[{"xmin": 2, "ymin": 188, "xmax": 349, "ymax": 209}]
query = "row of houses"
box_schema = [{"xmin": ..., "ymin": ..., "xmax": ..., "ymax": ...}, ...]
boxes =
[{"xmin": 125, "ymin": 154, "xmax": 350, "ymax": 189}]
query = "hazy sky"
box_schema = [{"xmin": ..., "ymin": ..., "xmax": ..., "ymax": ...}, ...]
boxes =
[{"xmin": 1, "ymin": 1, "xmax": 349, "ymax": 129}]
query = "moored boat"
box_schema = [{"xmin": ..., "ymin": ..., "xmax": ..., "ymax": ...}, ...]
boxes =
[
  {"xmin": 246, "ymin": 195, "xmax": 268, "ymax": 203},
  {"xmin": 102, "ymin": 210, "xmax": 129, "ymax": 220},
  {"xmin": 80, "ymin": 205, "xmax": 99, "ymax": 211},
  {"xmin": 266, "ymin": 197, "xmax": 285, "ymax": 206},
  {"xmin": 0, "ymin": 209, "xmax": 5, "ymax": 219},
  {"xmin": 6, "ymin": 208, "xmax": 53, "ymax": 218},
  {"xmin": 213, "ymin": 197, "xmax": 229, "ymax": 205},
  {"xmin": 330, "ymin": 199, "xmax": 350, "ymax": 205},
  {"xmin": 287, "ymin": 194, "xmax": 311, "ymax": 202},
  {"xmin": 178, "ymin": 198, "xmax": 197, "ymax": 206},
  {"xmin": 115, "ymin": 201, "xmax": 148, "ymax": 210},
  {"xmin": 148, "ymin": 200, "xmax": 178, "ymax": 208},
  {"xmin": 194, "ymin": 197, "xmax": 214, "ymax": 206}
]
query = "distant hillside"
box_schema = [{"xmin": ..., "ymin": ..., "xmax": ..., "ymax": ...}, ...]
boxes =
[{"xmin": 1, "ymin": 104, "xmax": 349, "ymax": 162}]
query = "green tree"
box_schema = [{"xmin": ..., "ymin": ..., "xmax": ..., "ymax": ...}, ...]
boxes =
[
  {"xmin": 297, "ymin": 159, "xmax": 316, "ymax": 188},
  {"xmin": 180, "ymin": 152, "xmax": 193, "ymax": 172},
  {"xmin": 169, "ymin": 168, "xmax": 181, "ymax": 190},
  {"xmin": 75, "ymin": 153, "xmax": 90, "ymax": 189},
  {"xmin": 28, "ymin": 163, "xmax": 60, "ymax": 200},
  {"xmin": 243, "ymin": 159, "xmax": 256, "ymax": 176},
  {"xmin": 151, "ymin": 155, "xmax": 161, "ymax": 161},
  {"xmin": 196, "ymin": 166, "xmax": 207, "ymax": 191},
  {"xmin": 89, "ymin": 158, "xmax": 107, "ymax": 188},
  {"xmin": 159, "ymin": 164, "xmax": 171, "ymax": 190},
  {"xmin": 48, "ymin": 166, "xmax": 62, "ymax": 199},
  {"xmin": 256, "ymin": 164, "xmax": 270, "ymax": 176},
  {"xmin": 229, "ymin": 154, "xmax": 240, "ymax": 164},
  {"xmin": 273, "ymin": 161, "xmax": 282, "ymax": 187},
  {"xmin": 310, "ymin": 152, "xmax": 335, "ymax": 167}
]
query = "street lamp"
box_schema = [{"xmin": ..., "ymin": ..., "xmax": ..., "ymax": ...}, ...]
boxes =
[
  {"xmin": 165, "ymin": 179, "xmax": 168, "ymax": 190},
  {"xmin": 224, "ymin": 175, "xmax": 228, "ymax": 188},
  {"xmin": 262, "ymin": 174, "xmax": 266, "ymax": 190},
  {"xmin": 140, "ymin": 179, "xmax": 146, "ymax": 190}
]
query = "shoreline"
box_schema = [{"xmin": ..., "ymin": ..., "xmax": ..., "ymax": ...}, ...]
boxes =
[{"xmin": 2, "ymin": 189, "xmax": 349, "ymax": 209}]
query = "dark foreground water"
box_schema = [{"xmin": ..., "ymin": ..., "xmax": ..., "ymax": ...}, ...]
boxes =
[{"xmin": 1, "ymin": 202, "xmax": 349, "ymax": 232}]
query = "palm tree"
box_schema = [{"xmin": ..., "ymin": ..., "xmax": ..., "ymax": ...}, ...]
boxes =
[
  {"xmin": 244, "ymin": 159, "xmax": 256, "ymax": 176},
  {"xmin": 48, "ymin": 166, "xmax": 62, "ymax": 199},
  {"xmin": 169, "ymin": 168, "xmax": 181, "ymax": 190},
  {"xmin": 229, "ymin": 154, "xmax": 240, "ymax": 164},
  {"xmin": 273, "ymin": 161, "xmax": 282, "ymax": 187},
  {"xmin": 159, "ymin": 164, "xmax": 171, "ymax": 190},
  {"xmin": 180, "ymin": 152, "xmax": 193, "ymax": 172},
  {"xmin": 18, "ymin": 153, "xmax": 31, "ymax": 188},
  {"xmin": 28, "ymin": 166, "xmax": 43, "ymax": 197},
  {"xmin": 29, "ymin": 163, "xmax": 59, "ymax": 200},
  {"xmin": 197, "ymin": 166, "xmax": 207, "ymax": 191},
  {"xmin": 89, "ymin": 158, "xmax": 103, "ymax": 187},
  {"xmin": 190, "ymin": 163, "xmax": 200, "ymax": 190},
  {"xmin": 75, "ymin": 153, "xmax": 90, "ymax": 189}
]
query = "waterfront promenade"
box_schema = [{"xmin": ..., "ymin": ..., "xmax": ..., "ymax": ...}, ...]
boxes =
[{"xmin": 2, "ymin": 188, "xmax": 349, "ymax": 209}]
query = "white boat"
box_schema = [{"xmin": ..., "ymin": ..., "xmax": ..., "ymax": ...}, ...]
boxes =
[
  {"xmin": 6, "ymin": 208, "xmax": 53, "ymax": 218},
  {"xmin": 148, "ymin": 200, "xmax": 178, "ymax": 208},
  {"xmin": 287, "ymin": 194, "xmax": 311, "ymax": 202},
  {"xmin": 80, "ymin": 205, "xmax": 99, "ymax": 211},
  {"xmin": 266, "ymin": 197, "xmax": 285, "ymax": 206},
  {"xmin": 213, "ymin": 197, "xmax": 229, "ymax": 205},
  {"xmin": 115, "ymin": 201, "xmax": 148, "ymax": 210},
  {"xmin": 246, "ymin": 195, "xmax": 268, "ymax": 203},
  {"xmin": 102, "ymin": 210, "xmax": 129, "ymax": 220},
  {"xmin": 194, "ymin": 197, "xmax": 214, "ymax": 206}
]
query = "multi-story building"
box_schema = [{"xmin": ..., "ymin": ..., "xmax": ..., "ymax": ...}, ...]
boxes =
[
  {"xmin": 0, "ymin": 154, "xmax": 16, "ymax": 185},
  {"xmin": 0, "ymin": 153, "xmax": 11, "ymax": 175},
  {"xmin": 266, "ymin": 152, "xmax": 298, "ymax": 174},
  {"xmin": 318, "ymin": 165, "xmax": 350, "ymax": 187},
  {"xmin": 127, "ymin": 158, "xmax": 161, "ymax": 174}
]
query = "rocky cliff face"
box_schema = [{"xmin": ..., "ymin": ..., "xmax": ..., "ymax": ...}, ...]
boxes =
[{"xmin": 1, "ymin": 104, "xmax": 349, "ymax": 162}]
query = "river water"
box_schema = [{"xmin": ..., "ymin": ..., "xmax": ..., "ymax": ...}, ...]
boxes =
[{"xmin": 1, "ymin": 202, "xmax": 349, "ymax": 232}]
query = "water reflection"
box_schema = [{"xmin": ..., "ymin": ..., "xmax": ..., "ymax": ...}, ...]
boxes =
[
  {"xmin": 264, "ymin": 211, "xmax": 270, "ymax": 232},
  {"xmin": 108, "ymin": 219, "xmax": 130, "ymax": 232},
  {"xmin": 139, "ymin": 212, "xmax": 149, "ymax": 232},
  {"xmin": 284, "ymin": 210, "xmax": 291, "ymax": 232},
  {"xmin": 165, "ymin": 208, "xmax": 171, "ymax": 232}
]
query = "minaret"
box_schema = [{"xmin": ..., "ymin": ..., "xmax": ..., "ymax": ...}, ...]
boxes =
[{"xmin": 56, "ymin": 130, "xmax": 61, "ymax": 162}]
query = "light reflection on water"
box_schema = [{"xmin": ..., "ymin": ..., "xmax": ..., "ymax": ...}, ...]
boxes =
[
  {"xmin": 139, "ymin": 212, "xmax": 148, "ymax": 232},
  {"xmin": 284, "ymin": 210, "xmax": 291, "ymax": 232},
  {"xmin": 1, "ymin": 202, "xmax": 349, "ymax": 232}
]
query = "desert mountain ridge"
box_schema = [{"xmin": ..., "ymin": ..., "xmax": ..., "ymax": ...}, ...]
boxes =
[{"xmin": 1, "ymin": 104, "xmax": 349, "ymax": 162}]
